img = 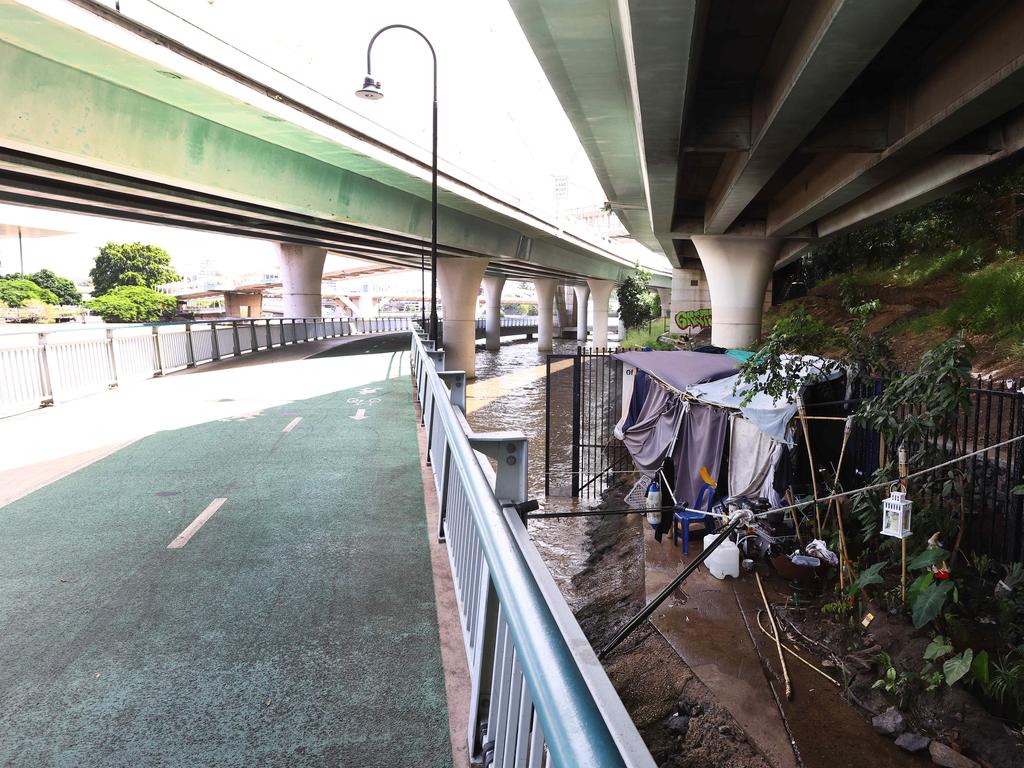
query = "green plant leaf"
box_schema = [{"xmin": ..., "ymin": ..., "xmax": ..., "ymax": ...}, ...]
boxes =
[
  {"xmin": 1012, "ymin": 484, "xmax": 1024, "ymax": 496},
  {"xmin": 944, "ymin": 649, "xmax": 973, "ymax": 686},
  {"xmin": 908, "ymin": 571, "xmax": 933, "ymax": 607},
  {"xmin": 912, "ymin": 580, "xmax": 955, "ymax": 629},
  {"xmin": 849, "ymin": 560, "xmax": 888, "ymax": 596},
  {"xmin": 909, "ymin": 547, "xmax": 950, "ymax": 570},
  {"xmin": 924, "ymin": 635, "xmax": 954, "ymax": 660},
  {"xmin": 972, "ymin": 649, "xmax": 990, "ymax": 689}
]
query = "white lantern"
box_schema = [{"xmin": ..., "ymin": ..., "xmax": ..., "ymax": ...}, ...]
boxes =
[{"xmin": 881, "ymin": 489, "xmax": 913, "ymax": 538}]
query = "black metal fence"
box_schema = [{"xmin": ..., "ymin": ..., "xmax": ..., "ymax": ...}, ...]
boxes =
[
  {"xmin": 545, "ymin": 348, "xmax": 1024, "ymax": 564},
  {"xmin": 544, "ymin": 348, "xmax": 629, "ymax": 499}
]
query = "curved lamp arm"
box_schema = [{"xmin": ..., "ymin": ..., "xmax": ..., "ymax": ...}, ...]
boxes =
[{"xmin": 365, "ymin": 24, "xmax": 437, "ymax": 99}]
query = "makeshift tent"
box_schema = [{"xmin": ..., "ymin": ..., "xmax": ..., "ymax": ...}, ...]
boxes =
[{"xmin": 613, "ymin": 349, "xmax": 839, "ymax": 542}]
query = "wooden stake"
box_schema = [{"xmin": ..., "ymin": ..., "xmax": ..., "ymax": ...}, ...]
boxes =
[
  {"xmin": 828, "ymin": 417, "xmax": 854, "ymax": 591},
  {"xmin": 796, "ymin": 396, "xmax": 822, "ymax": 539},
  {"xmin": 756, "ymin": 571, "xmax": 792, "ymax": 700}
]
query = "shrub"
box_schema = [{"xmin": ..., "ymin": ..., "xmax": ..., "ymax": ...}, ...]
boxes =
[
  {"xmin": 28, "ymin": 269, "xmax": 82, "ymax": 305},
  {"xmin": 617, "ymin": 268, "xmax": 658, "ymax": 331},
  {"xmin": 0, "ymin": 277, "xmax": 59, "ymax": 307},
  {"xmin": 87, "ymin": 286, "xmax": 176, "ymax": 323}
]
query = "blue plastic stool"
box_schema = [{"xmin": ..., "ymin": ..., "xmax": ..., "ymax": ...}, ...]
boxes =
[{"xmin": 671, "ymin": 483, "xmax": 717, "ymax": 556}]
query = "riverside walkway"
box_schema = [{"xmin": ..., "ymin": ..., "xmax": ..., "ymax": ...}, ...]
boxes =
[{"xmin": 0, "ymin": 335, "xmax": 454, "ymax": 767}]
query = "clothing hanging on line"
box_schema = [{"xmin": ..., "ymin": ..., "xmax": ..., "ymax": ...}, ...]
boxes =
[{"xmin": 728, "ymin": 414, "xmax": 785, "ymax": 507}]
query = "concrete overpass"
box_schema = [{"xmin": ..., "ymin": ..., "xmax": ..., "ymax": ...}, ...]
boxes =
[
  {"xmin": 0, "ymin": 0, "xmax": 671, "ymax": 374},
  {"xmin": 511, "ymin": 0, "xmax": 1024, "ymax": 346}
]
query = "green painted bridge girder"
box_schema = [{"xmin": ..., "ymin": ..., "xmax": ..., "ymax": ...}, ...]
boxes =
[{"xmin": 0, "ymin": 1, "xmax": 669, "ymax": 287}]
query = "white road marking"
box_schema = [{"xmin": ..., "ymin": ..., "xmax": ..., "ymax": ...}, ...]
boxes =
[
  {"xmin": 358, "ymin": 387, "xmax": 382, "ymax": 394},
  {"xmin": 350, "ymin": 409, "xmax": 367, "ymax": 421},
  {"xmin": 167, "ymin": 498, "xmax": 227, "ymax": 549},
  {"xmin": 282, "ymin": 417, "xmax": 302, "ymax": 433}
]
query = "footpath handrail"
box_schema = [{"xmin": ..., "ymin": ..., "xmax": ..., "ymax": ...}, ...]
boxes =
[
  {"xmin": 0, "ymin": 315, "xmax": 409, "ymax": 418},
  {"xmin": 409, "ymin": 329, "xmax": 654, "ymax": 767}
]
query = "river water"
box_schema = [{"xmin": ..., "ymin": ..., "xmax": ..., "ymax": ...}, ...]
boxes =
[{"xmin": 465, "ymin": 337, "xmax": 622, "ymax": 609}]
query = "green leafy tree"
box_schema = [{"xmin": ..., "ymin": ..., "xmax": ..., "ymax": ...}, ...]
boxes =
[
  {"xmin": 616, "ymin": 267, "xmax": 658, "ymax": 331},
  {"xmin": 87, "ymin": 285, "xmax": 176, "ymax": 323},
  {"xmin": 0, "ymin": 277, "xmax": 59, "ymax": 307},
  {"xmin": 28, "ymin": 269, "xmax": 82, "ymax": 305},
  {"xmin": 89, "ymin": 242, "xmax": 179, "ymax": 296}
]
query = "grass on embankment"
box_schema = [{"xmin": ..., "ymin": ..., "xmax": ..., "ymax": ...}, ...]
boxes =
[{"xmin": 776, "ymin": 245, "xmax": 1024, "ymax": 376}]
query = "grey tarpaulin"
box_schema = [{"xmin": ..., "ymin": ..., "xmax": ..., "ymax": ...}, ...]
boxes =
[
  {"xmin": 612, "ymin": 350, "xmax": 738, "ymax": 392},
  {"xmin": 672, "ymin": 404, "xmax": 729, "ymax": 509},
  {"xmin": 622, "ymin": 383, "xmax": 687, "ymax": 474}
]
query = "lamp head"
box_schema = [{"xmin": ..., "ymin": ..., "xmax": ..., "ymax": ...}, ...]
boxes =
[{"xmin": 355, "ymin": 75, "xmax": 383, "ymax": 100}]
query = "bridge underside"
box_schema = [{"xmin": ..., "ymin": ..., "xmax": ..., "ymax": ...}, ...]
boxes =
[
  {"xmin": 512, "ymin": 0, "xmax": 1024, "ymax": 344},
  {"xmin": 0, "ymin": 1, "xmax": 668, "ymax": 289}
]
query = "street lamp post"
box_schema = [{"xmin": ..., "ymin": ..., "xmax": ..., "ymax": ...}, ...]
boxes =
[{"xmin": 356, "ymin": 25, "xmax": 439, "ymax": 343}]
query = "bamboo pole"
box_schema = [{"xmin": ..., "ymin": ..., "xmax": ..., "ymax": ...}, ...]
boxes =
[
  {"xmin": 796, "ymin": 396, "xmax": 822, "ymax": 539},
  {"xmin": 899, "ymin": 443, "xmax": 909, "ymax": 604},
  {"xmin": 756, "ymin": 571, "xmax": 792, "ymax": 700},
  {"xmin": 828, "ymin": 417, "xmax": 854, "ymax": 591}
]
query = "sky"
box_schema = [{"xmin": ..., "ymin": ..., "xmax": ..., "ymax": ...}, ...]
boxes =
[{"xmin": 2, "ymin": 0, "xmax": 643, "ymax": 283}]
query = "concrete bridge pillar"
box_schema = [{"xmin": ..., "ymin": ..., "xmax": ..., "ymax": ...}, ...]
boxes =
[
  {"xmin": 437, "ymin": 256, "xmax": 489, "ymax": 378},
  {"xmin": 533, "ymin": 278, "xmax": 558, "ymax": 352},
  {"xmin": 692, "ymin": 236, "xmax": 781, "ymax": 348},
  {"xmin": 223, "ymin": 291, "xmax": 262, "ymax": 318},
  {"xmin": 357, "ymin": 292, "xmax": 375, "ymax": 318},
  {"xmin": 654, "ymin": 286, "xmax": 670, "ymax": 319},
  {"xmin": 279, "ymin": 244, "xmax": 326, "ymax": 318},
  {"xmin": 482, "ymin": 275, "xmax": 506, "ymax": 351},
  {"xmin": 572, "ymin": 284, "xmax": 590, "ymax": 343},
  {"xmin": 586, "ymin": 279, "xmax": 615, "ymax": 348}
]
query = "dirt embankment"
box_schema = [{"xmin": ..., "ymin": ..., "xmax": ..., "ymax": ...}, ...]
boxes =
[{"xmin": 774, "ymin": 278, "xmax": 1024, "ymax": 380}]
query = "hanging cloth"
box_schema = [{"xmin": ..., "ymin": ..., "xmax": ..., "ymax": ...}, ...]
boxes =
[
  {"xmin": 672, "ymin": 404, "xmax": 729, "ymax": 510},
  {"xmin": 728, "ymin": 415, "xmax": 785, "ymax": 507},
  {"xmin": 621, "ymin": 383, "xmax": 687, "ymax": 474}
]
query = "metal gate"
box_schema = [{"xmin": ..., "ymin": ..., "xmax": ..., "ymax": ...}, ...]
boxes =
[{"xmin": 545, "ymin": 348, "xmax": 629, "ymax": 499}]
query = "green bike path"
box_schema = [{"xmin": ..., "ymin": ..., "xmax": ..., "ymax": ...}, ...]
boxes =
[{"xmin": 0, "ymin": 344, "xmax": 451, "ymax": 767}]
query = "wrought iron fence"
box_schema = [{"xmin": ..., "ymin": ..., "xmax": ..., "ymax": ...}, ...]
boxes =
[
  {"xmin": 544, "ymin": 348, "xmax": 629, "ymax": 499},
  {"xmin": 0, "ymin": 316, "xmax": 411, "ymax": 418}
]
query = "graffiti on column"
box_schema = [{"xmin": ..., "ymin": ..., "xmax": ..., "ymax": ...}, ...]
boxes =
[{"xmin": 674, "ymin": 308, "xmax": 712, "ymax": 330}]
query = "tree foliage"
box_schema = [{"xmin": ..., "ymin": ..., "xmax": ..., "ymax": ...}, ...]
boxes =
[
  {"xmin": 90, "ymin": 242, "xmax": 179, "ymax": 296},
  {"xmin": 87, "ymin": 285, "xmax": 176, "ymax": 323},
  {"xmin": 28, "ymin": 269, "xmax": 82, "ymax": 305},
  {"xmin": 616, "ymin": 267, "xmax": 658, "ymax": 331},
  {"xmin": 0, "ymin": 277, "xmax": 58, "ymax": 307}
]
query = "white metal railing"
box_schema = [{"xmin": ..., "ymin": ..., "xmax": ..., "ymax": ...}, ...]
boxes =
[
  {"xmin": 409, "ymin": 330, "xmax": 654, "ymax": 768},
  {"xmin": 0, "ymin": 316, "xmax": 411, "ymax": 418},
  {"xmin": 474, "ymin": 316, "xmax": 539, "ymax": 331}
]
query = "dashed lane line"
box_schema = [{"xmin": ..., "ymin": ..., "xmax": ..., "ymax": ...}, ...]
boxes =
[
  {"xmin": 282, "ymin": 417, "xmax": 303, "ymax": 433},
  {"xmin": 167, "ymin": 498, "xmax": 227, "ymax": 549}
]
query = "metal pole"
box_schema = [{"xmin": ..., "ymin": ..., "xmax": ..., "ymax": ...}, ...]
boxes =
[
  {"xmin": 598, "ymin": 511, "xmax": 751, "ymax": 659},
  {"xmin": 18, "ymin": 225, "xmax": 24, "ymax": 275},
  {"xmin": 429, "ymin": 93, "xmax": 438, "ymax": 343}
]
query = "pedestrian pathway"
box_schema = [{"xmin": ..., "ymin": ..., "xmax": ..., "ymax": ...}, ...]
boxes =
[{"xmin": 0, "ymin": 340, "xmax": 452, "ymax": 767}]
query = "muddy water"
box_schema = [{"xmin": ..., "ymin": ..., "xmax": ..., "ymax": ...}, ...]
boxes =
[{"xmin": 466, "ymin": 338, "xmax": 603, "ymax": 602}]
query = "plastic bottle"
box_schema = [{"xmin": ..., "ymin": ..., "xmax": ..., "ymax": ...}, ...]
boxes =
[{"xmin": 645, "ymin": 481, "xmax": 662, "ymax": 527}]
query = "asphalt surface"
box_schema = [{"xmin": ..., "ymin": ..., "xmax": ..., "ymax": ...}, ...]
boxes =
[{"xmin": 0, "ymin": 346, "xmax": 451, "ymax": 767}]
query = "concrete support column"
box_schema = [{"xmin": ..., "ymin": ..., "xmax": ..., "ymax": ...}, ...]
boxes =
[
  {"xmin": 436, "ymin": 256, "xmax": 489, "ymax": 378},
  {"xmin": 654, "ymin": 287, "xmax": 670, "ymax": 318},
  {"xmin": 279, "ymin": 244, "xmax": 326, "ymax": 318},
  {"xmin": 572, "ymin": 284, "xmax": 590, "ymax": 343},
  {"xmin": 223, "ymin": 291, "xmax": 263, "ymax": 318},
  {"xmin": 357, "ymin": 292, "xmax": 375, "ymax": 318},
  {"xmin": 586, "ymin": 279, "xmax": 615, "ymax": 348},
  {"xmin": 533, "ymin": 278, "xmax": 558, "ymax": 352},
  {"xmin": 692, "ymin": 235, "xmax": 781, "ymax": 348},
  {"xmin": 482, "ymin": 274, "xmax": 506, "ymax": 351}
]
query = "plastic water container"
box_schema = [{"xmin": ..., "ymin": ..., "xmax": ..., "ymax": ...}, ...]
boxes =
[{"xmin": 702, "ymin": 534, "xmax": 740, "ymax": 580}]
